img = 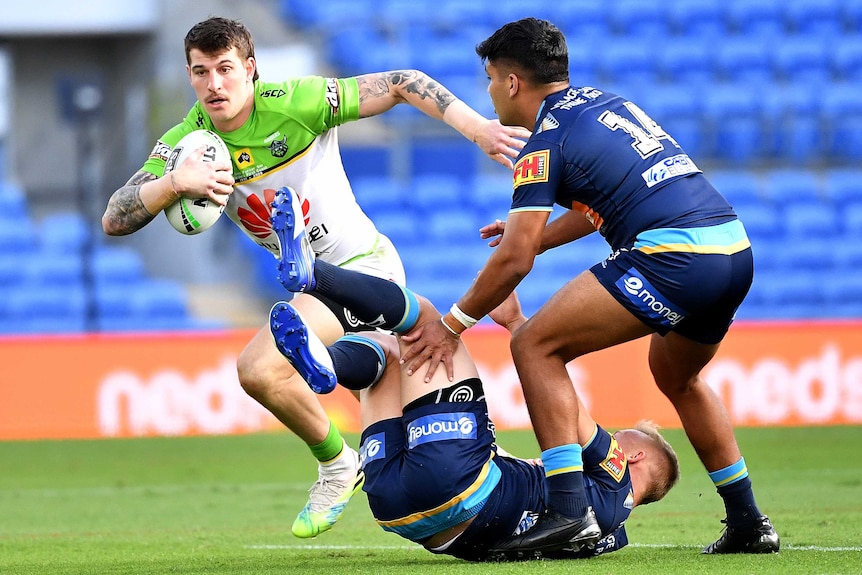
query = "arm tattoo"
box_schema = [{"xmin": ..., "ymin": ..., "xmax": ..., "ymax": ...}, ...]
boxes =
[
  {"xmin": 358, "ymin": 70, "xmax": 456, "ymax": 116},
  {"xmin": 105, "ymin": 170, "xmax": 158, "ymax": 235}
]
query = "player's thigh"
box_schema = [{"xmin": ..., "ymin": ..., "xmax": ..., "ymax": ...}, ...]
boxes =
[
  {"xmin": 516, "ymin": 270, "xmax": 654, "ymax": 361},
  {"xmin": 239, "ymin": 294, "xmax": 345, "ymax": 381},
  {"xmin": 648, "ymin": 331, "xmax": 721, "ymax": 394}
]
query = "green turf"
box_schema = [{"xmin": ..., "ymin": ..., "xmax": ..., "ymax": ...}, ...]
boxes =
[{"xmin": 1, "ymin": 426, "xmax": 860, "ymax": 575}]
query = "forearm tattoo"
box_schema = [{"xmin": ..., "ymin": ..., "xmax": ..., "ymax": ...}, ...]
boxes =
[
  {"xmin": 358, "ymin": 70, "xmax": 456, "ymax": 116},
  {"xmin": 105, "ymin": 171, "xmax": 157, "ymax": 234}
]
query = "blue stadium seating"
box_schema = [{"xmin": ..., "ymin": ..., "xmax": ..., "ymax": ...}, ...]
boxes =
[{"xmin": 785, "ymin": 0, "xmax": 845, "ymax": 36}]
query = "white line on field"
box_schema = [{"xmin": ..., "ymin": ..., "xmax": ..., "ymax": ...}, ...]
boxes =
[{"xmin": 246, "ymin": 543, "xmax": 862, "ymax": 553}]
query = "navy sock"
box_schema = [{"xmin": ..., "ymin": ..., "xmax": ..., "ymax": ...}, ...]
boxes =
[
  {"xmin": 328, "ymin": 335, "xmax": 386, "ymax": 391},
  {"xmin": 717, "ymin": 476, "xmax": 762, "ymax": 528},
  {"xmin": 313, "ymin": 260, "xmax": 420, "ymax": 332},
  {"xmin": 709, "ymin": 458, "xmax": 762, "ymax": 528},
  {"xmin": 542, "ymin": 445, "xmax": 589, "ymax": 518}
]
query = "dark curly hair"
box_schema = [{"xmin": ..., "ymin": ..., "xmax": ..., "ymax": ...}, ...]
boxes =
[
  {"xmin": 184, "ymin": 16, "xmax": 259, "ymax": 82},
  {"xmin": 475, "ymin": 18, "xmax": 569, "ymax": 85}
]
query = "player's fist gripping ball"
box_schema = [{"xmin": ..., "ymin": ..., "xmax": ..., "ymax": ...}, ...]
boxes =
[{"xmin": 163, "ymin": 130, "xmax": 231, "ymax": 235}]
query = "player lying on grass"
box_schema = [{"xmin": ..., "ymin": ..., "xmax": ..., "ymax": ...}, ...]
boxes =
[{"xmin": 264, "ymin": 186, "xmax": 680, "ymax": 561}]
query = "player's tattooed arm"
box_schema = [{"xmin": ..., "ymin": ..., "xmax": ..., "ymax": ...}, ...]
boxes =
[
  {"xmin": 102, "ymin": 170, "xmax": 158, "ymax": 236},
  {"xmin": 356, "ymin": 70, "xmax": 456, "ymax": 118}
]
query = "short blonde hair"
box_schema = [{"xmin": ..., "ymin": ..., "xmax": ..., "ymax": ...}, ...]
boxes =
[{"xmin": 634, "ymin": 420, "xmax": 680, "ymax": 505}]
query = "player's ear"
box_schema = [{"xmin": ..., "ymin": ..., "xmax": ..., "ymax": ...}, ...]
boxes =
[
  {"xmin": 626, "ymin": 449, "xmax": 646, "ymax": 463},
  {"xmin": 508, "ymin": 73, "xmax": 518, "ymax": 97}
]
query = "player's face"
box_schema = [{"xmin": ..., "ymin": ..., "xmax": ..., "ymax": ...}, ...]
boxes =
[
  {"xmin": 485, "ymin": 61, "xmax": 513, "ymax": 125},
  {"xmin": 187, "ymin": 47, "xmax": 255, "ymax": 132}
]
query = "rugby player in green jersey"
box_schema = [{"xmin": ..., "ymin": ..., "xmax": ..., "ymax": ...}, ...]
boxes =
[{"xmin": 102, "ymin": 16, "xmax": 530, "ymax": 539}]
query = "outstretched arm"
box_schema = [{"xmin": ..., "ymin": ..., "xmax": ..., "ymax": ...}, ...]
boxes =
[{"xmin": 354, "ymin": 70, "xmax": 531, "ymax": 169}]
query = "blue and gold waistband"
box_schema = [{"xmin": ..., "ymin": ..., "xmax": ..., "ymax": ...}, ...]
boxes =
[
  {"xmin": 633, "ymin": 220, "xmax": 751, "ymax": 255},
  {"xmin": 376, "ymin": 457, "xmax": 501, "ymax": 541}
]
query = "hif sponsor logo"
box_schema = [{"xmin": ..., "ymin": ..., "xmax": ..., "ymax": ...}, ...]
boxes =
[{"xmin": 407, "ymin": 413, "xmax": 476, "ymax": 448}]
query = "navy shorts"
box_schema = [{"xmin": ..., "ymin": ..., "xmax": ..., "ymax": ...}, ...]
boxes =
[
  {"xmin": 360, "ymin": 379, "xmax": 503, "ymax": 543},
  {"xmin": 591, "ymin": 222, "xmax": 754, "ymax": 344}
]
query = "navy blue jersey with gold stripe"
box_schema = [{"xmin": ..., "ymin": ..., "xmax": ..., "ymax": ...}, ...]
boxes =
[{"xmin": 511, "ymin": 86, "xmax": 737, "ymax": 251}]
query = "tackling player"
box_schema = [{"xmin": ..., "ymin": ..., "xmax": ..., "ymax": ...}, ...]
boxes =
[
  {"xmin": 101, "ymin": 16, "xmax": 530, "ymax": 539},
  {"xmin": 264, "ymin": 189, "xmax": 680, "ymax": 561},
  {"xmin": 398, "ymin": 18, "xmax": 779, "ymax": 556}
]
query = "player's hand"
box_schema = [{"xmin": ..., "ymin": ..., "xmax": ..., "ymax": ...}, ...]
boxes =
[
  {"xmin": 400, "ymin": 319, "xmax": 460, "ymax": 383},
  {"xmin": 474, "ymin": 120, "xmax": 531, "ymax": 170},
  {"xmin": 487, "ymin": 290, "xmax": 527, "ymax": 333},
  {"xmin": 172, "ymin": 146, "xmax": 235, "ymax": 206},
  {"xmin": 480, "ymin": 219, "xmax": 506, "ymax": 247}
]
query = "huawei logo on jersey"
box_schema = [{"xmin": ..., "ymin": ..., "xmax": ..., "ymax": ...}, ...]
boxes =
[{"xmin": 237, "ymin": 188, "xmax": 310, "ymax": 239}]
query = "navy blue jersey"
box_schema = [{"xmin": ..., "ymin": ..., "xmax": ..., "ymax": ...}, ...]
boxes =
[{"xmin": 511, "ymin": 86, "xmax": 737, "ymax": 251}]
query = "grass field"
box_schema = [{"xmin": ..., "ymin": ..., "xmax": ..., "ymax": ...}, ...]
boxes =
[{"xmin": 2, "ymin": 426, "xmax": 860, "ymax": 575}]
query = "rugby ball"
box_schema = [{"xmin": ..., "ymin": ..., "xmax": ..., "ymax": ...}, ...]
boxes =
[{"xmin": 163, "ymin": 130, "xmax": 231, "ymax": 235}]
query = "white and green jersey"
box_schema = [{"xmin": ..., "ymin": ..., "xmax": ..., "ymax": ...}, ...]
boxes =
[{"xmin": 143, "ymin": 76, "xmax": 404, "ymax": 283}]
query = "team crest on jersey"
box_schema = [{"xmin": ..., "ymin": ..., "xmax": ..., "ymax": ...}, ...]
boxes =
[
  {"xmin": 268, "ymin": 136, "xmax": 289, "ymax": 158},
  {"xmin": 513, "ymin": 150, "xmax": 550, "ymax": 188},
  {"xmin": 536, "ymin": 113, "xmax": 560, "ymax": 134},
  {"xmin": 149, "ymin": 140, "xmax": 172, "ymax": 162},
  {"xmin": 234, "ymin": 147, "xmax": 254, "ymax": 169},
  {"xmin": 600, "ymin": 436, "xmax": 627, "ymax": 482}
]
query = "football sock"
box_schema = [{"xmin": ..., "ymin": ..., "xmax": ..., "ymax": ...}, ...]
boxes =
[
  {"xmin": 710, "ymin": 457, "xmax": 763, "ymax": 528},
  {"xmin": 313, "ymin": 261, "xmax": 420, "ymax": 333},
  {"xmin": 542, "ymin": 444, "xmax": 590, "ymax": 519},
  {"xmin": 308, "ymin": 421, "xmax": 345, "ymax": 463},
  {"xmin": 328, "ymin": 335, "xmax": 387, "ymax": 391}
]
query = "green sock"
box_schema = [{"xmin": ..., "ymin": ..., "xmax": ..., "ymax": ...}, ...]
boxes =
[{"xmin": 308, "ymin": 421, "xmax": 344, "ymax": 463}]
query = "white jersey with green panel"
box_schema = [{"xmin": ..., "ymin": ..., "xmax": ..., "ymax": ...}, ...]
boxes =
[{"xmin": 142, "ymin": 76, "xmax": 404, "ymax": 284}]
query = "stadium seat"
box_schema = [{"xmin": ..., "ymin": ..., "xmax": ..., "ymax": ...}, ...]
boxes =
[
  {"xmin": 821, "ymin": 272, "xmax": 862, "ymax": 310},
  {"xmin": 821, "ymin": 84, "xmax": 862, "ymax": 162},
  {"xmin": 410, "ymin": 139, "xmax": 478, "ymax": 179},
  {"xmin": 669, "ymin": 0, "xmax": 727, "ymax": 38},
  {"xmin": 350, "ymin": 175, "xmax": 409, "ymax": 219},
  {"xmin": 596, "ymin": 39, "xmax": 662, "ymax": 87},
  {"xmin": 709, "ymin": 170, "xmax": 765, "ymax": 208},
  {"xmin": 763, "ymin": 169, "xmax": 824, "ymax": 203},
  {"xmin": 24, "ymin": 250, "xmax": 84, "ymax": 287},
  {"xmin": 4, "ymin": 284, "xmax": 88, "ymax": 325},
  {"xmin": 761, "ymin": 88, "xmax": 822, "ymax": 163},
  {"xmin": 831, "ymin": 37, "xmax": 862, "ymax": 82},
  {"xmin": 469, "ymin": 173, "xmax": 513, "ymax": 224},
  {"xmin": 785, "ymin": 0, "xmax": 845, "ymax": 35},
  {"xmin": 408, "ymin": 173, "xmax": 464, "ymax": 211},
  {"xmin": 608, "ymin": 0, "xmax": 671, "ymax": 38},
  {"xmin": 841, "ymin": 202, "xmax": 862, "ymax": 238},
  {"xmin": 702, "ymin": 85, "xmax": 765, "ymax": 162},
  {"xmin": 0, "ymin": 181, "xmax": 28, "ymax": 221},
  {"xmin": 714, "ymin": 39, "xmax": 774, "ymax": 84},
  {"xmin": 658, "ymin": 39, "xmax": 715, "ymax": 86},
  {"xmin": 0, "ymin": 219, "xmax": 35, "ymax": 256},
  {"xmin": 825, "ymin": 169, "xmax": 862, "ymax": 204},
  {"xmin": 639, "ymin": 86, "xmax": 707, "ymax": 158},
  {"xmin": 733, "ymin": 202, "xmax": 782, "ymax": 242},
  {"xmin": 280, "ymin": 0, "xmax": 372, "ymax": 29},
  {"xmin": 555, "ymin": 0, "xmax": 611, "ymax": 40},
  {"xmin": 340, "ymin": 146, "xmax": 394, "ymax": 181},
  {"xmin": 371, "ymin": 210, "xmax": 419, "ymax": 249},
  {"xmin": 772, "ymin": 35, "xmax": 832, "ymax": 84},
  {"xmin": 782, "ymin": 201, "xmax": 840, "ymax": 240},
  {"xmin": 724, "ymin": 0, "xmax": 787, "ymax": 37},
  {"xmin": 90, "ymin": 245, "xmax": 146, "ymax": 288},
  {"xmin": 38, "ymin": 211, "xmax": 91, "ymax": 254}
]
